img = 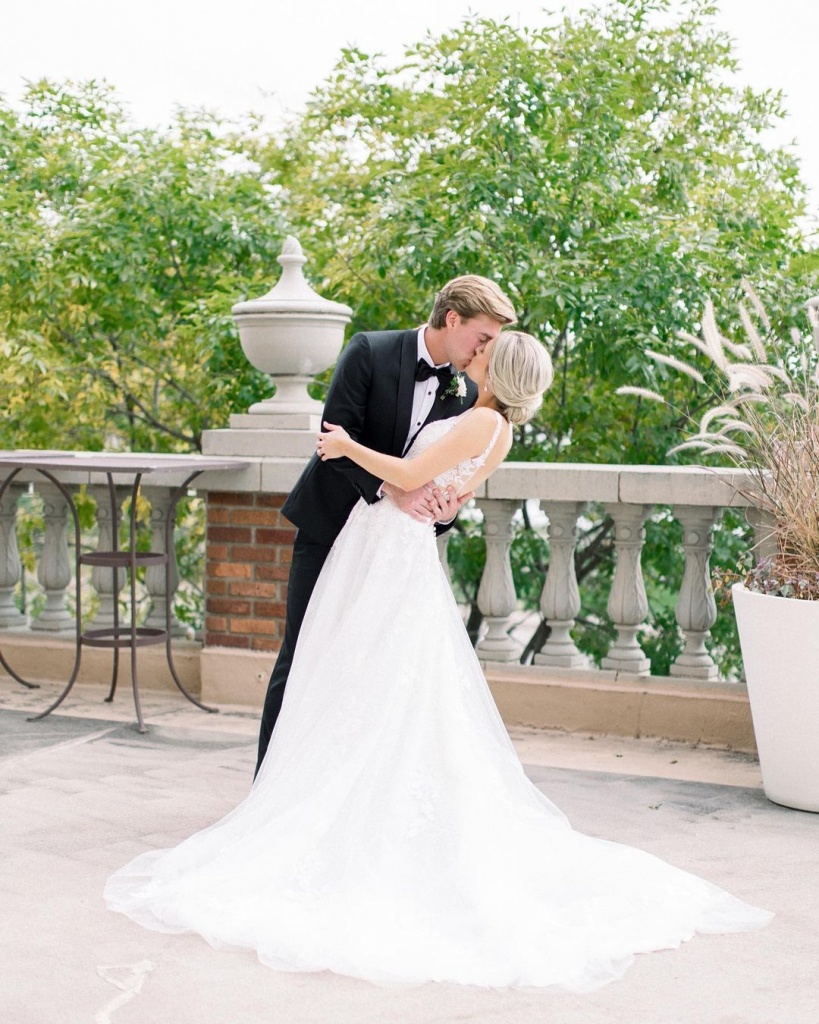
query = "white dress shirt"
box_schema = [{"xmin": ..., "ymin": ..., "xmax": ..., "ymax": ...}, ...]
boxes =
[
  {"xmin": 376, "ymin": 327, "xmax": 451, "ymax": 499},
  {"xmin": 404, "ymin": 326, "xmax": 450, "ymax": 454}
]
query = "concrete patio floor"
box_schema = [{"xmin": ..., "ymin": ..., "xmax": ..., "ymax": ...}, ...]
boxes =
[{"xmin": 1, "ymin": 681, "xmax": 817, "ymax": 1024}]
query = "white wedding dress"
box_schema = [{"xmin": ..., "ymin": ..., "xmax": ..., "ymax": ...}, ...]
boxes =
[{"xmin": 105, "ymin": 414, "xmax": 771, "ymax": 990}]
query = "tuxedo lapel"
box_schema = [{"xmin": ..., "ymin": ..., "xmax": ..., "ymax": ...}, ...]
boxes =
[{"xmin": 392, "ymin": 330, "xmax": 420, "ymax": 456}]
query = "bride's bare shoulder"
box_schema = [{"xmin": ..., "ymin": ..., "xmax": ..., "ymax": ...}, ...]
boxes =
[
  {"xmin": 469, "ymin": 407, "xmax": 511, "ymax": 440},
  {"xmin": 466, "ymin": 406, "xmax": 506, "ymax": 429},
  {"xmin": 463, "ymin": 407, "xmax": 512, "ymax": 460}
]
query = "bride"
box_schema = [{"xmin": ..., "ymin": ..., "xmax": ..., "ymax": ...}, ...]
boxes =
[{"xmin": 105, "ymin": 330, "xmax": 771, "ymax": 990}]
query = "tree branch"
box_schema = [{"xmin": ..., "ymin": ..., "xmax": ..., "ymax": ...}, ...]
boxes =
[
  {"xmin": 159, "ymin": 214, "xmax": 188, "ymax": 289},
  {"xmin": 85, "ymin": 366, "xmax": 199, "ymax": 447},
  {"xmin": 575, "ymin": 517, "xmax": 614, "ymax": 581}
]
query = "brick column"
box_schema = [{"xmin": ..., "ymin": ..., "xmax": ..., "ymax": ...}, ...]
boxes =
[{"xmin": 205, "ymin": 492, "xmax": 294, "ymax": 653}]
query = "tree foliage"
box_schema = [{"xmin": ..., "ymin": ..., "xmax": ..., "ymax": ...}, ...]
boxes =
[
  {"xmin": 259, "ymin": 0, "xmax": 817, "ymax": 671},
  {"xmin": 0, "ymin": 80, "xmax": 283, "ymax": 451},
  {"xmin": 2, "ymin": 1, "xmax": 818, "ymax": 670},
  {"xmin": 264, "ymin": 0, "xmax": 814, "ymax": 467}
]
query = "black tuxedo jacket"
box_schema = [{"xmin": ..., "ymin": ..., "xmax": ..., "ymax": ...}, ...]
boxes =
[{"xmin": 282, "ymin": 329, "xmax": 478, "ymax": 547}]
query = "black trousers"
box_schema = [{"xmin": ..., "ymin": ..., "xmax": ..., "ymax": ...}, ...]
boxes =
[{"xmin": 255, "ymin": 530, "xmax": 332, "ymax": 776}]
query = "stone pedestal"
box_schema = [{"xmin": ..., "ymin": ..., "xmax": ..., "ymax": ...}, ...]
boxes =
[
  {"xmin": 88, "ymin": 484, "xmax": 125, "ymax": 630},
  {"xmin": 143, "ymin": 486, "xmax": 186, "ymax": 638},
  {"xmin": 670, "ymin": 505, "xmax": 720, "ymax": 680},
  {"xmin": 205, "ymin": 492, "xmax": 295, "ymax": 654},
  {"xmin": 202, "ymin": 235, "xmax": 351, "ymax": 656}
]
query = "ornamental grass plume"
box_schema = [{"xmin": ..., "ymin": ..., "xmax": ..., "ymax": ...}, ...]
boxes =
[{"xmin": 618, "ymin": 282, "xmax": 819, "ymax": 600}]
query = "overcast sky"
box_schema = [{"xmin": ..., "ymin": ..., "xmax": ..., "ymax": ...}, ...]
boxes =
[{"xmin": 2, "ymin": 0, "xmax": 817, "ymax": 221}]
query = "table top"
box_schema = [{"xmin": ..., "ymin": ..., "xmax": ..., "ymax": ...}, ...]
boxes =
[{"xmin": 0, "ymin": 451, "xmax": 250, "ymax": 474}]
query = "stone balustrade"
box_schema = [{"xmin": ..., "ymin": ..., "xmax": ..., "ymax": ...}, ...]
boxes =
[
  {"xmin": 0, "ymin": 454, "xmax": 770, "ymax": 750},
  {"xmin": 0, "ymin": 238, "xmax": 781, "ymax": 752},
  {"xmin": 473, "ymin": 461, "xmax": 762, "ymax": 682},
  {"xmin": 0, "ymin": 456, "xmax": 765, "ymax": 677},
  {"xmin": 0, "ymin": 472, "xmax": 193, "ymax": 640}
]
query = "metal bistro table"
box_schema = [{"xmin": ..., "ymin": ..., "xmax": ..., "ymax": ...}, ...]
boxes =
[{"xmin": 0, "ymin": 451, "xmax": 249, "ymax": 731}]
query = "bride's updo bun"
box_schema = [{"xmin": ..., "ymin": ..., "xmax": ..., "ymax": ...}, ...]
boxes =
[{"xmin": 487, "ymin": 331, "xmax": 553, "ymax": 426}]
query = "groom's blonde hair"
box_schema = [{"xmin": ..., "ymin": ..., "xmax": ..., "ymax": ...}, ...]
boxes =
[{"xmin": 428, "ymin": 275, "xmax": 517, "ymax": 329}]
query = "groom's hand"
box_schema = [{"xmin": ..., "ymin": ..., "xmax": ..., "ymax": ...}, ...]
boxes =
[
  {"xmin": 427, "ymin": 485, "xmax": 473, "ymax": 525},
  {"xmin": 381, "ymin": 482, "xmax": 435, "ymax": 523},
  {"xmin": 382, "ymin": 482, "xmax": 473, "ymax": 525}
]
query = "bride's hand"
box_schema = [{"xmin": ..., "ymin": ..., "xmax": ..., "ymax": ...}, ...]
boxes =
[
  {"xmin": 382, "ymin": 482, "xmax": 473, "ymax": 525},
  {"xmin": 316, "ymin": 422, "xmax": 350, "ymax": 460}
]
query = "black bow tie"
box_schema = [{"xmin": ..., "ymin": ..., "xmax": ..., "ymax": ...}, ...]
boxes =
[{"xmin": 415, "ymin": 359, "xmax": 453, "ymax": 386}]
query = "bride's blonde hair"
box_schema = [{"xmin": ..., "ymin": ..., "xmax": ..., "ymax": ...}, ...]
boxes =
[{"xmin": 487, "ymin": 331, "xmax": 553, "ymax": 426}]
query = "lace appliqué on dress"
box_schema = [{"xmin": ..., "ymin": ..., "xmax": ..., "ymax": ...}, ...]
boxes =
[{"xmin": 407, "ymin": 411, "xmax": 505, "ymax": 493}]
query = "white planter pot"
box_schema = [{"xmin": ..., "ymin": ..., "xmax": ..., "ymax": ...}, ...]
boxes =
[{"xmin": 733, "ymin": 583, "xmax": 819, "ymax": 812}]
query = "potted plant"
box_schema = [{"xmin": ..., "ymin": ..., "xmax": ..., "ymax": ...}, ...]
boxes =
[{"xmin": 618, "ymin": 283, "xmax": 819, "ymax": 812}]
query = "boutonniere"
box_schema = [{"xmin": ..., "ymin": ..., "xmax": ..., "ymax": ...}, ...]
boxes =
[{"xmin": 441, "ymin": 372, "xmax": 467, "ymax": 402}]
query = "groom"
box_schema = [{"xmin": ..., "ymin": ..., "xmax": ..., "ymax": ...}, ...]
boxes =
[{"xmin": 255, "ymin": 275, "xmax": 517, "ymax": 773}]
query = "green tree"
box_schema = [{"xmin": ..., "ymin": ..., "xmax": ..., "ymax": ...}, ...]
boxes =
[
  {"xmin": 0, "ymin": 80, "xmax": 284, "ymax": 452},
  {"xmin": 261, "ymin": 0, "xmax": 817, "ymax": 669},
  {"xmin": 2, "ymin": 1, "xmax": 817, "ymax": 671},
  {"xmin": 267, "ymin": 0, "xmax": 811, "ymax": 466}
]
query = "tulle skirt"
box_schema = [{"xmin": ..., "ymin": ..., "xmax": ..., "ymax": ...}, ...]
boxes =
[{"xmin": 105, "ymin": 498, "xmax": 771, "ymax": 989}]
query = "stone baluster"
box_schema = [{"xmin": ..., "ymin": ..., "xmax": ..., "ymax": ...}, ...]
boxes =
[
  {"xmin": 475, "ymin": 499, "xmax": 521, "ymax": 662},
  {"xmin": 31, "ymin": 483, "xmax": 74, "ymax": 633},
  {"xmin": 601, "ymin": 503, "xmax": 652, "ymax": 675},
  {"xmin": 670, "ymin": 505, "xmax": 720, "ymax": 680},
  {"xmin": 143, "ymin": 486, "xmax": 185, "ymax": 636},
  {"xmin": 88, "ymin": 484, "xmax": 125, "ymax": 629},
  {"xmin": 0, "ymin": 483, "xmax": 27, "ymax": 629},
  {"xmin": 535, "ymin": 501, "xmax": 587, "ymax": 668},
  {"xmin": 745, "ymin": 506, "xmax": 778, "ymax": 562}
]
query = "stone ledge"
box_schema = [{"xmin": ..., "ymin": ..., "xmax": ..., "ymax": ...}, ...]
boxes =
[
  {"xmin": 7, "ymin": 454, "xmax": 760, "ymax": 511},
  {"xmin": 0, "ymin": 636, "xmax": 756, "ymax": 752},
  {"xmin": 0, "ymin": 633, "xmax": 202, "ymax": 694},
  {"xmin": 189, "ymin": 456, "xmax": 757, "ymax": 507},
  {"xmin": 202, "ymin": 646, "xmax": 755, "ymax": 753},
  {"xmin": 484, "ymin": 663, "xmax": 755, "ymax": 753},
  {"xmin": 202, "ymin": 429, "xmax": 316, "ymax": 458},
  {"xmin": 201, "ymin": 646, "xmax": 272, "ymax": 706}
]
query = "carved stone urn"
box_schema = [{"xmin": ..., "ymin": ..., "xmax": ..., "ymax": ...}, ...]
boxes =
[{"xmin": 231, "ymin": 236, "xmax": 352, "ymax": 419}]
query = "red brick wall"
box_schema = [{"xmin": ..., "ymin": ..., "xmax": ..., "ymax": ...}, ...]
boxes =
[{"xmin": 204, "ymin": 492, "xmax": 294, "ymax": 652}]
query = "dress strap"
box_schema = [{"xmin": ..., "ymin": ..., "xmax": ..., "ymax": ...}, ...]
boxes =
[{"xmin": 472, "ymin": 410, "xmax": 507, "ymax": 468}]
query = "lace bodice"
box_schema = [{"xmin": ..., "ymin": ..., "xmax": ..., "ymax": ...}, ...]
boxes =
[{"xmin": 406, "ymin": 410, "xmax": 506, "ymax": 491}]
